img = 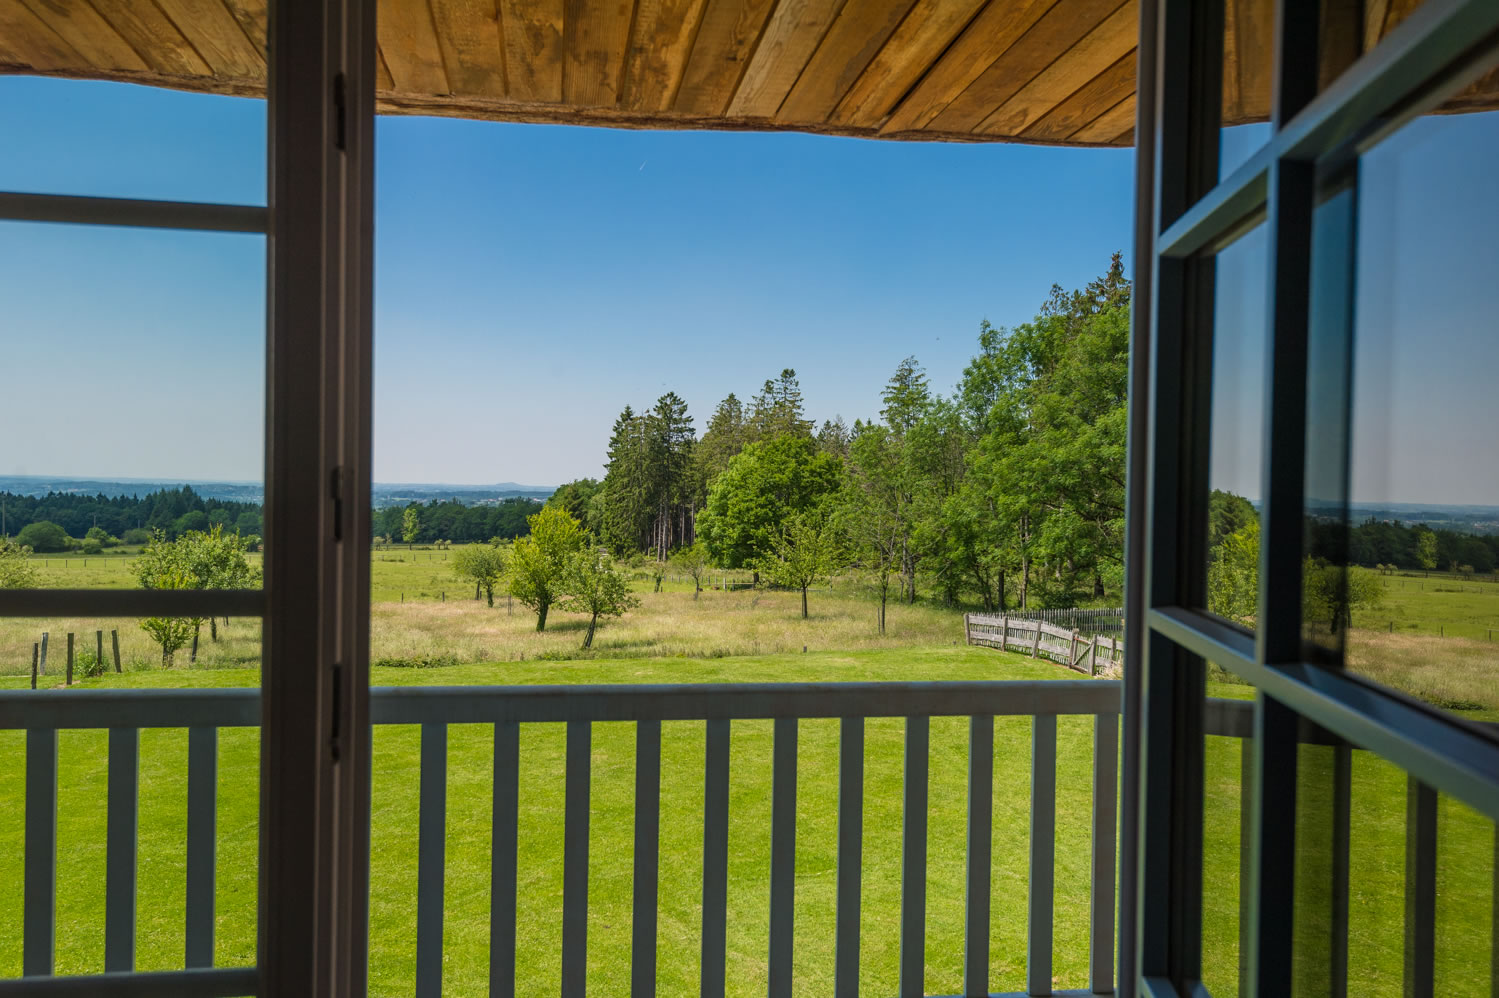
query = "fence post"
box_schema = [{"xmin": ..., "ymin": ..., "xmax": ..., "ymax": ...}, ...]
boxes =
[
  {"xmin": 40, "ymin": 633, "xmax": 48, "ymax": 675},
  {"xmin": 97, "ymin": 631, "xmax": 103, "ymax": 671},
  {"xmin": 1070, "ymin": 630, "xmax": 1079, "ymax": 671},
  {"xmin": 963, "ymin": 614, "xmax": 972, "ymax": 645},
  {"xmin": 1030, "ymin": 622, "xmax": 1041, "ymax": 659},
  {"xmin": 32, "ymin": 644, "xmax": 38, "ymax": 690},
  {"xmin": 66, "ymin": 633, "xmax": 74, "ymax": 686},
  {"xmin": 112, "ymin": 630, "xmax": 121, "ymax": 673},
  {"xmin": 1088, "ymin": 638, "xmax": 1097, "ymax": 677}
]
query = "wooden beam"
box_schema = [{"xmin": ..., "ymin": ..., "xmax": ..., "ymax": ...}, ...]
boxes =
[
  {"xmin": 431, "ymin": 0, "xmax": 507, "ymax": 99},
  {"xmin": 927, "ymin": 0, "xmax": 1124, "ymax": 134},
  {"xmin": 1022, "ymin": 48, "xmax": 1135, "ymax": 141},
  {"xmin": 563, "ymin": 0, "xmax": 638, "ymax": 105},
  {"xmin": 0, "ymin": 2, "xmax": 84, "ymax": 70},
  {"xmin": 499, "ymin": 0, "xmax": 565, "ymax": 101},
  {"xmin": 977, "ymin": 0, "xmax": 1137, "ymax": 136},
  {"xmin": 617, "ymin": 0, "xmax": 708, "ymax": 110},
  {"xmin": 878, "ymin": 0, "xmax": 1051, "ymax": 134},
  {"xmin": 775, "ymin": 0, "xmax": 919, "ymax": 122},
  {"xmin": 222, "ymin": 0, "xmax": 268, "ymax": 55},
  {"xmin": 1068, "ymin": 91, "xmax": 1134, "ymax": 143},
  {"xmin": 153, "ymin": 0, "xmax": 264, "ymax": 77},
  {"xmin": 19, "ymin": 0, "xmax": 149, "ymax": 71},
  {"xmin": 674, "ymin": 0, "xmax": 779, "ymax": 115},
  {"xmin": 379, "ymin": 0, "xmax": 451, "ymax": 95},
  {"xmin": 87, "ymin": 0, "xmax": 214, "ymax": 76},
  {"xmin": 1230, "ymin": 0, "xmax": 1274, "ymax": 125},
  {"xmin": 727, "ymin": 0, "xmax": 848, "ymax": 117},
  {"xmin": 830, "ymin": 0, "xmax": 989, "ymax": 127}
]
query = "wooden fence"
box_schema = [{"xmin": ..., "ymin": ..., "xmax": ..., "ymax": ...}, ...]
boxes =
[
  {"xmin": 964, "ymin": 613, "xmax": 1124, "ymax": 676},
  {"xmin": 1002, "ymin": 607, "xmax": 1124, "ymax": 637}
]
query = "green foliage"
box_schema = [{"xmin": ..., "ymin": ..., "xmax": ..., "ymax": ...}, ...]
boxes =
[
  {"xmin": 121, "ymin": 527, "xmax": 151, "ymax": 545},
  {"xmin": 78, "ymin": 647, "xmax": 109, "ymax": 678},
  {"xmin": 595, "ymin": 394, "xmax": 697, "ymax": 555},
  {"xmin": 561, "ymin": 545, "xmax": 640, "ymax": 649},
  {"xmin": 508, "ymin": 506, "xmax": 586, "ymax": 631},
  {"xmin": 1207, "ymin": 517, "xmax": 1261, "ymax": 624},
  {"xmin": 758, "ymin": 512, "xmax": 841, "ymax": 618},
  {"xmin": 668, "ymin": 542, "xmax": 709, "ymax": 598},
  {"xmin": 841, "ymin": 423, "xmax": 905, "ymax": 631},
  {"xmin": 696, "ymin": 435, "xmax": 843, "ymax": 569},
  {"xmin": 131, "ymin": 527, "xmax": 256, "ymax": 666},
  {"xmin": 373, "ymin": 653, "xmax": 459, "ymax": 669},
  {"xmin": 453, "ymin": 544, "xmax": 507, "ymax": 606},
  {"xmin": 0, "ymin": 484, "xmax": 258, "ymax": 541},
  {"xmin": 1416, "ymin": 529, "xmax": 1439, "ymax": 571},
  {"xmin": 85, "ymin": 525, "xmax": 117, "ymax": 547},
  {"xmin": 81, "ymin": 538, "xmax": 103, "ymax": 555},
  {"xmin": 16, "ymin": 520, "xmax": 69, "ymax": 552},
  {"xmin": 402, "ymin": 507, "xmax": 421, "ymax": 544},
  {"xmin": 547, "ymin": 479, "xmax": 601, "ymax": 523},
  {"xmin": 1305, "ymin": 561, "xmax": 1385, "ymax": 633},
  {"xmin": 0, "ymin": 538, "xmax": 38, "ymax": 588}
]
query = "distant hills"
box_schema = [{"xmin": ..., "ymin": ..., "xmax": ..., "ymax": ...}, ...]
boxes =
[{"xmin": 0, "ymin": 475, "xmax": 555, "ymax": 508}]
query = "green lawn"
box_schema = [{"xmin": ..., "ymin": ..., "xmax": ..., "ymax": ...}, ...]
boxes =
[{"xmin": 1, "ymin": 648, "xmax": 1493, "ymax": 996}]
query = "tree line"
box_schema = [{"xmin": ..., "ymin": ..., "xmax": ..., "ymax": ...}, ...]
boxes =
[
  {"xmin": 0, "ymin": 486, "xmax": 261, "ymax": 549},
  {"xmin": 371, "ymin": 497, "xmax": 542, "ymax": 545},
  {"xmin": 548, "ymin": 255, "xmax": 1133, "ymax": 612}
]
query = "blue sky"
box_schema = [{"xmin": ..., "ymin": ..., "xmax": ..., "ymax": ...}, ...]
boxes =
[
  {"xmin": 1, "ymin": 77, "xmax": 1493, "ymax": 504},
  {"xmin": 0, "ymin": 76, "xmax": 1133, "ymax": 486}
]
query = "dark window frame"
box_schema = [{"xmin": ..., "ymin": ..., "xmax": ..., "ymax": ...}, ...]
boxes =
[{"xmin": 1128, "ymin": 1, "xmax": 1499, "ymax": 995}]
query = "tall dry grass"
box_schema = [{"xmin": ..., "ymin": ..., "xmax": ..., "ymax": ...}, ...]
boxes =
[{"xmin": 1346, "ymin": 628, "xmax": 1499, "ymax": 712}]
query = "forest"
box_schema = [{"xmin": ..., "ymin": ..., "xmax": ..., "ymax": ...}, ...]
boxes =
[{"xmin": 553, "ymin": 255, "xmax": 1133, "ymax": 611}]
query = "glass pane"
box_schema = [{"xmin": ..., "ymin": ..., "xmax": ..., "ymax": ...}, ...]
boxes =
[
  {"xmin": 0, "ymin": 221, "xmax": 265, "ymax": 589},
  {"xmin": 0, "ymin": 77, "xmax": 265, "ymax": 205},
  {"xmin": 1341, "ymin": 105, "xmax": 1499, "ymax": 720},
  {"xmin": 1205, "ymin": 225, "xmax": 1268, "ymax": 629}
]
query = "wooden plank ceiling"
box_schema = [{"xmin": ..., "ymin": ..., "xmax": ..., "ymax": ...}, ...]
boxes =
[{"xmin": 1, "ymin": 0, "xmax": 1496, "ymax": 146}]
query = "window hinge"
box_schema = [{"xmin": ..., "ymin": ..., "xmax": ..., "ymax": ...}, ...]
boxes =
[
  {"xmin": 330, "ymin": 663, "xmax": 343, "ymax": 763},
  {"xmin": 333, "ymin": 72, "xmax": 347, "ymax": 152},
  {"xmin": 330, "ymin": 465, "xmax": 345, "ymax": 542}
]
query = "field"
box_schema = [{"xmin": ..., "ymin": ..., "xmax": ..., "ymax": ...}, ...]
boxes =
[
  {"xmin": 3, "ymin": 549, "xmax": 1495, "ymax": 994},
  {"xmin": 0, "ymin": 651, "xmax": 1492, "ymax": 997}
]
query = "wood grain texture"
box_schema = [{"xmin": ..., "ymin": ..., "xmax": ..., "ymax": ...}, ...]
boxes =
[
  {"xmin": 775, "ymin": 0, "xmax": 918, "ymax": 122},
  {"xmin": 86, "ymin": 0, "xmax": 213, "ymax": 75},
  {"xmin": 563, "ymin": 0, "xmax": 637, "ymax": 105},
  {"xmin": 1227, "ymin": 0, "xmax": 1272, "ymax": 123},
  {"xmin": 1021, "ymin": 47, "xmax": 1133, "ymax": 141},
  {"xmin": 500, "ymin": 0, "xmax": 566, "ymax": 100},
  {"xmin": 617, "ymin": 0, "xmax": 707, "ymax": 109},
  {"xmin": 726, "ymin": 0, "xmax": 846, "ymax": 117},
  {"xmin": 0, "ymin": 1, "xmax": 83, "ymax": 70},
  {"xmin": 221, "ymin": 0, "xmax": 266, "ymax": 54},
  {"xmin": 674, "ymin": 0, "xmax": 779, "ymax": 115},
  {"xmin": 153, "ymin": 0, "xmax": 263, "ymax": 76},
  {"xmin": 878, "ymin": 0, "xmax": 1052, "ymax": 134},
  {"xmin": 1362, "ymin": 0, "xmax": 1390, "ymax": 54},
  {"xmin": 431, "ymin": 0, "xmax": 506, "ymax": 98},
  {"xmin": 1068, "ymin": 91, "xmax": 1132, "ymax": 143},
  {"xmin": 977, "ymin": 0, "xmax": 1135, "ymax": 136},
  {"xmin": 380, "ymin": 0, "xmax": 450, "ymax": 94},
  {"xmin": 20, "ymin": 0, "xmax": 148, "ymax": 70},
  {"xmin": 926, "ymin": 0, "xmax": 1123, "ymax": 134},
  {"xmin": 830, "ymin": 0, "xmax": 988, "ymax": 127},
  {"xmin": 377, "ymin": 46, "xmax": 396, "ymax": 89}
]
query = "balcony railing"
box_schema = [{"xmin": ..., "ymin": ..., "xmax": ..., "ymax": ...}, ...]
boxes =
[{"xmin": 0, "ymin": 680, "xmax": 1262, "ymax": 997}]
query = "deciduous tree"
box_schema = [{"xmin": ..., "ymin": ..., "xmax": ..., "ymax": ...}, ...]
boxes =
[
  {"xmin": 453, "ymin": 544, "xmax": 507, "ymax": 606},
  {"xmin": 760, "ymin": 512, "xmax": 841, "ymax": 619},
  {"xmin": 509, "ymin": 506, "xmax": 586, "ymax": 631},
  {"xmin": 0, "ymin": 538, "xmax": 38, "ymax": 589},
  {"xmin": 562, "ymin": 545, "xmax": 640, "ymax": 649}
]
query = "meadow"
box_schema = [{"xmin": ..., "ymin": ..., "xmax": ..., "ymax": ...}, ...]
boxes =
[{"xmin": 1, "ymin": 650, "xmax": 1492, "ymax": 997}]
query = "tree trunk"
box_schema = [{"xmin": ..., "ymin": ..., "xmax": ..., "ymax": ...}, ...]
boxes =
[
  {"xmin": 693, "ymin": 580, "xmax": 700, "ymax": 601},
  {"xmin": 1094, "ymin": 572, "xmax": 1105, "ymax": 599},
  {"xmin": 583, "ymin": 613, "xmax": 598, "ymax": 650},
  {"xmin": 475, "ymin": 582, "xmax": 481, "ymax": 600},
  {"xmin": 536, "ymin": 603, "xmax": 549, "ymax": 632},
  {"xmin": 486, "ymin": 587, "xmax": 494, "ymax": 608},
  {"xmin": 162, "ymin": 645, "xmax": 170, "ymax": 669},
  {"xmin": 879, "ymin": 591, "xmax": 886, "ymax": 635},
  {"xmin": 210, "ymin": 617, "xmax": 218, "ymax": 642},
  {"xmin": 190, "ymin": 627, "xmax": 199, "ymax": 665},
  {"xmin": 801, "ymin": 586, "xmax": 808, "ymax": 619}
]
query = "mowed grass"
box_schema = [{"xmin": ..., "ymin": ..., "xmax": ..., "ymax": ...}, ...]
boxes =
[{"xmin": 2, "ymin": 651, "xmax": 1494, "ymax": 997}]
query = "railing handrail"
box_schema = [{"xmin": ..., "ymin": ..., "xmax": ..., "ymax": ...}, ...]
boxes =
[{"xmin": 0, "ymin": 680, "xmax": 1267, "ymax": 733}]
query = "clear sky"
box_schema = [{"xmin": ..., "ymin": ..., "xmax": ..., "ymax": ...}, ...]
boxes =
[
  {"xmin": 1, "ymin": 75, "xmax": 1133, "ymax": 486},
  {"xmin": 2, "ymin": 77, "xmax": 1493, "ymax": 503}
]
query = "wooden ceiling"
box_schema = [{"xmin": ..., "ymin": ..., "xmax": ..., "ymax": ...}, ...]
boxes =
[{"xmin": 0, "ymin": 0, "xmax": 1494, "ymax": 146}]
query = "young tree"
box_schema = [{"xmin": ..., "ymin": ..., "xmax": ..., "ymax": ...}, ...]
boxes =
[
  {"xmin": 760, "ymin": 512, "xmax": 841, "ymax": 619},
  {"xmin": 1304, "ymin": 561, "xmax": 1385, "ymax": 633},
  {"xmin": 131, "ymin": 530, "xmax": 194, "ymax": 667},
  {"xmin": 178, "ymin": 526, "xmax": 257, "ymax": 646},
  {"xmin": 562, "ymin": 545, "xmax": 640, "ymax": 649},
  {"xmin": 1207, "ymin": 518, "xmax": 1260, "ymax": 624},
  {"xmin": 0, "ymin": 538, "xmax": 38, "ymax": 589},
  {"xmin": 402, "ymin": 506, "xmax": 422, "ymax": 544},
  {"xmin": 453, "ymin": 544, "xmax": 507, "ymax": 606},
  {"xmin": 508, "ymin": 506, "xmax": 586, "ymax": 631},
  {"xmin": 669, "ymin": 542, "xmax": 709, "ymax": 599},
  {"xmin": 842, "ymin": 424, "xmax": 905, "ymax": 634}
]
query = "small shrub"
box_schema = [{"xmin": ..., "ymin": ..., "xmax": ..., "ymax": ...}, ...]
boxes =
[
  {"xmin": 121, "ymin": 528, "xmax": 151, "ymax": 545},
  {"xmin": 77, "ymin": 648, "xmax": 109, "ymax": 678},
  {"xmin": 81, "ymin": 538, "xmax": 103, "ymax": 555},
  {"xmin": 373, "ymin": 653, "xmax": 460, "ymax": 669}
]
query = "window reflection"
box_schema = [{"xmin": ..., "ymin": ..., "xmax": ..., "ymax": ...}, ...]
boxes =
[{"xmin": 1338, "ymin": 108, "xmax": 1499, "ymax": 721}]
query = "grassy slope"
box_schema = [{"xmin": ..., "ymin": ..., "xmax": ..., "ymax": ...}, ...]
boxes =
[{"xmin": 2, "ymin": 650, "xmax": 1492, "ymax": 996}]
